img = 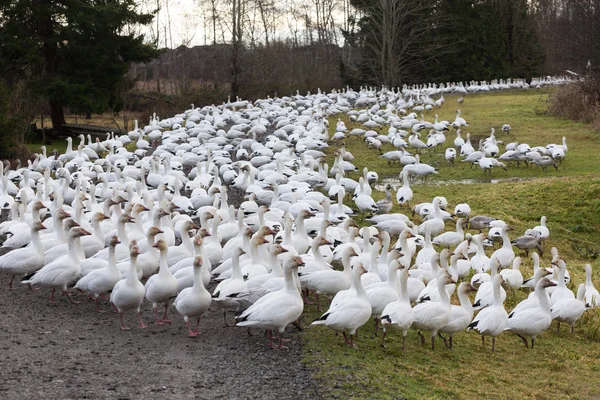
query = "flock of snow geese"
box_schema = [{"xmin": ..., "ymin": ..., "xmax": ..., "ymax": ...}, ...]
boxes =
[{"xmin": 0, "ymin": 75, "xmax": 594, "ymax": 352}]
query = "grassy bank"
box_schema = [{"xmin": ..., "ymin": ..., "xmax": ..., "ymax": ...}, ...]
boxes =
[{"xmin": 301, "ymin": 89, "xmax": 600, "ymax": 399}]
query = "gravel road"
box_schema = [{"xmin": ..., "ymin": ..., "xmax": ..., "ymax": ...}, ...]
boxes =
[{"xmin": 0, "ymin": 273, "xmax": 320, "ymax": 399}]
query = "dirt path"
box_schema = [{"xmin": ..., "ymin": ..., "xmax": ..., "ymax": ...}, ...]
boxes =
[{"xmin": 0, "ymin": 274, "xmax": 320, "ymax": 399}]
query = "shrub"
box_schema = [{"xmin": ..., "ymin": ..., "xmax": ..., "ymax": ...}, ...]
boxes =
[{"xmin": 548, "ymin": 72, "xmax": 600, "ymax": 129}]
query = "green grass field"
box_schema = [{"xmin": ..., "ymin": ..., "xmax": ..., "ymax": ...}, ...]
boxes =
[{"xmin": 301, "ymin": 89, "xmax": 600, "ymax": 399}]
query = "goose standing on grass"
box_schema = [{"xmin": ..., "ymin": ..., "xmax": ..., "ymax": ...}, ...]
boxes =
[
  {"xmin": 467, "ymin": 274, "xmax": 508, "ymax": 352},
  {"xmin": 145, "ymin": 239, "xmax": 179, "ymax": 324},
  {"xmin": 21, "ymin": 227, "xmax": 91, "ymax": 304},
  {"xmin": 75, "ymin": 236, "xmax": 122, "ymax": 312},
  {"xmin": 0, "ymin": 221, "xmax": 46, "ymax": 288},
  {"xmin": 551, "ymin": 283, "xmax": 586, "ymax": 334},
  {"xmin": 550, "ymin": 257, "xmax": 574, "ymax": 306},
  {"xmin": 174, "ymin": 256, "xmax": 212, "ymax": 337},
  {"xmin": 500, "ymin": 257, "xmax": 524, "ymax": 290},
  {"xmin": 533, "ymin": 216, "xmax": 550, "ymax": 243},
  {"xmin": 491, "ymin": 225, "xmax": 515, "ymax": 268},
  {"xmin": 396, "ymin": 169, "xmax": 413, "ymax": 207},
  {"xmin": 411, "ymin": 270, "xmax": 455, "ymax": 350},
  {"xmin": 584, "ymin": 264, "xmax": 600, "ymax": 308},
  {"xmin": 505, "ymin": 277, "xmax": 556, "ymax": 348},
  {"xmin": 375, "ymin": 184, "xmax": 393, "ymax": 214},
  {"xmin": 235, "ymin": 256, "xmax": 305, "ymax": 349},
  {"xmin": 312, "ymin": 262, "xmax": 372, "ymax": 348},
  {"xmin": 433, "ymin": 218, "xmax": 465, "ymax": 248},
  {"xmin": 473, "ymin": 257, "xmax": 506, "ymax": 310},
  {"xmin": 438, "ymin": 282, "xmax": 476, "ymax": 349},
  {"xmin": 380, "ymin": 264, "xmax": 414, "ymax": 349},
  {"xmin": 110, "ymin": 242, "xmax": 147, "ymax": 330}
]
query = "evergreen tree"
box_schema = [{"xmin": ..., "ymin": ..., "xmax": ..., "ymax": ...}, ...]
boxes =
[{"xmin": 0, "ymin": 0, "xmax": 158, "ymax": 137}]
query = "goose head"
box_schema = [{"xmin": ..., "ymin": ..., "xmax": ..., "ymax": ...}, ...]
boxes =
[
  {"xmin": 129, "ymin": 241, "xmax": 141, "ymax": 257},
  {"xmin": 152, "ymin": 239, "xmax": 168, "ymax": 252},
  {"xmin": 32, "ymin": 221, "xmax": 46, "ymax": 232},
  {"xmin": 184, "ymin": 220, "xmax": 200, "ymax": 232},
  {"xmin": 148, "ymin": 226, "xmax": 164, "ymax": 238},
  {"xmin": 109, "ymin": 235, "xmax": 121, "ymax": 247},
  {"xmin": 119, "ymin": 214, "xmax": 135, "ymax": 225},
  {"xmin": 313, "ymin": 235, "xmax": 331, "ymax": 247},
  {"xmin": 271, "ymin": 244, "xmax": 289, "ymax": 256},
  {"xmin": 288, "ymin": 255, "xmax": 305, "ymax": 269},
  {"xmin": 69, "ymin": 226, "xmax": 91, "ymax": 238},
  {"xmin": 133, "ymin": 203, "xmax": 150, "ymax": 214},
  {"xmin": 538, "ymin": 277, "xmax": 557, "ymax": 289},
  {"xmin": 193, "ymin": 227, "xmax": 209, "ymax": 239},
  {"xmin": 193, "ymin": 255, "xmax": 203, "ymax": 269},
  {"xmin": 257, "ymin": 225, "xmax": 276, "ymax": 237},
  {"xmin": 92, "ymin": 212, "xmax": 110, "ymax": 223}
]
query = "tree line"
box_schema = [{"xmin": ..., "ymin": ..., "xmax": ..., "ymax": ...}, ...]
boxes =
[{"xmin": 0, "ymin": 0, "xmax": 597, "ymax": 155}]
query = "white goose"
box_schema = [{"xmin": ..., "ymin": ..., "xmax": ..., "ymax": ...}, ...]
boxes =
[
  {"xmin": 438, "ymin": 282, "xmax": 476, "ymax": 349},
  {"xmin": 21, "ymin": 227, "xmax": 91, "ymax": 304},
  {"xmin": 111, "ymin": 242, "xmax": 147, "ymax": 330},
  {"xmin": 411, "ymin": 270, "xmax": 455, "ymax": 350},
  {"xmin": 395, "ymin": 169, "xmax": 412, "ymax": 206},
  {"xmin": 174, "ymin": 256, "xmax": 212, "ymax": 337},
  {"xmin": 584, "ymin": 264, "xmax": 600, "ymax": 308},
  {"xmin": 551, "ymin": 283, "xmax": 586, "ymax": 334},
  {"xmin": 75, "ymin": 236, "xmax": 122, "ymax": 312},
  {"xmin": 212, "ymin": 247, "xmax": 248, "ymax": 325},
  {"xmin": 312, "ymin": 262, "xmax": 372, "ymax": 348},
  {"xmin": 299, "ymin": 239, "xmax": 352, "ymax": 311},
  {"xmin": 491, "ymin": 225, "xmax": 515, "ymax": 268},
  {"xmin": 380, "ymin": 264, "xmax": 413, "ymax": 349},
  {"xmin": 467, "ymin": 274, "xmax": 508, "ymax": 352},
  {"xmin": 0, "ymin": 221, "xmax": 46, "ymax": 287},
  {"xmin": 473, "ymin": 257, "xmax": 506, "ymax": 310},
  {"xmin": 505, "ymin": 277, "xmax": 556, "ymax": 348},
  {"xmin": 500, "ymin": 257, "xmax": 524, "ymax": 290},
  {"xmin": 145, "ymin": 239, "xmax": 179, "ymax": 325},
  {"xmin": 432, "ymin": 218, "xmax": 465, "ymax": 248},
  {"xmin": 235, "ymin": 256, "xmax": 305, "ymax": 349}
]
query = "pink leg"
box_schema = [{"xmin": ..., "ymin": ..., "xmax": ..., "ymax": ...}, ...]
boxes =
[
  {"xmin": 137, "ymin": 311, "xmax": 147, "ymax": 329},
  {"xmin": 49, "ymin": 288, "xmax": 56, "ymax": 304},
  {"xmin": 186, "ymin": 321, "xmax": 197, "ymax": 337},
  {"xmin": 119, "ymin": 312, "xmax": 130, "ymax": 330},
  {"xmin": 8, "ymin": 275, "xmax": 15, "ymax": 289},
  {"xmin": 63, "ymin": 290, "xmax": 80, "ymax": 304},
  {"xmin": 193, "ymin": 318, "xmax": 201, "ymax": 335},
  {"xmin": 113, "ymin": 303, "xmax": 119, "ymax": 313},
  {"xmin": 28, "ymin": 283, "xmax": 40, "ymax": 291},
  {"xmin": 154, "ymin": 307, "xmax": 164, "ymax": 325},
  {"xmin": 161, "ymin": 303, "xmax": 172, "ymax": 324},
  {"xmin": 316, "ymin": 294, "xmax": 321, "ymax": 312},
  {"xmin": 95, "ymin": 297, "xmax": 106, "ymax": 313}
]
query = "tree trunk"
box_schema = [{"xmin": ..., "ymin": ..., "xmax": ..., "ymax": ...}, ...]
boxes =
[{"xmin": 49, "ymin": 99, "xmax": 65, "ymax": 137}]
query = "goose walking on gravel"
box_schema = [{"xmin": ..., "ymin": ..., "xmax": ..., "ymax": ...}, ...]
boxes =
[
  {"xmin": 110, "ymin": 242, "xmax": 147, "ymax": 330},
  {"xmin": 21, "ymin": 227, "xmax": 91, "ymax": 304},
  {"xmin": 75, "ymin": 236, "xmax": 122, "ymax": 312},
  {"xmin": 145, "ymin": 239, "xmax": 179, "ymax": 324},
  {"xmin": 174, "ymin": 256, "xmax": 213, "ymax": 337},
  {"xmin": 0, "ymin": 221, "xmax": 46, "ymax": 288}
]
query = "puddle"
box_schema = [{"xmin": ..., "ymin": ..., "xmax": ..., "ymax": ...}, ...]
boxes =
[{"xmin": 374, "ymin": 176, "xmax": 532, "ymax": 191}]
